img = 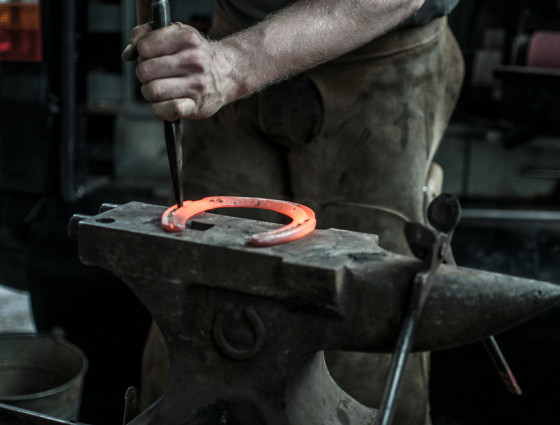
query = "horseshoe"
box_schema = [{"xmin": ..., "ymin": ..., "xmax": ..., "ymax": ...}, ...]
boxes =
[{"xmin": 161, "ymin": 196, "xmax": 316, "ymax": 247}]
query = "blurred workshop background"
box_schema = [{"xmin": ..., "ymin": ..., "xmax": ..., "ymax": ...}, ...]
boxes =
[{"xmin": 1, "ymin": 1, "xmax": 560, "ymax": 424}]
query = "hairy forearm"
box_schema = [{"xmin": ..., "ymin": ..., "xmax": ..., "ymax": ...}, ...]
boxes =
[
  {"xmin": 217, "ymin": 0, "xmax": 425, "ymax": 102},
  {"xmin": 124, "ymin": 0, "xmax": 425, "ymax": 120}
]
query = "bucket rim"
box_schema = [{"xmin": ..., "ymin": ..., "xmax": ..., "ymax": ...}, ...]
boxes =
[{"xmin": 0, "ymin": 332, "xmax": 89, "ymax": 402}]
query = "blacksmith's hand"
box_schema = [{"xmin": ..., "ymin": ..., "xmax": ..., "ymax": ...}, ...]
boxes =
[{"xmin": 122, "ymin": 23, "xmax": 235, "ymax": 121}]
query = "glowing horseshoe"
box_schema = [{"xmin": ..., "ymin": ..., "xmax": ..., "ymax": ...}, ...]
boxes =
[{"xmin": 161, "ymin": 196, "xmax": 316, "ymax": 247}]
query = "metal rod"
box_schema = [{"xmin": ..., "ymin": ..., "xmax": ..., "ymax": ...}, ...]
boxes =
[
  {"xmin": 483, "ymin": 336, "xmax": 523, "ymax": 395},
  {"xmin": 151, "ymin": 0, "xmax": 184, "ymax": 207},
  {"xmin": 122, "ymin": 0, "xmax": 137, "ymax": 103},
  {"xmin": 374, "ymin": 276, "xmax": 425, "ymax": 425},
  {"xmin": 0, "ymin": 402, "xmax": 86, "ymax": 425},
  {"xmin": 164, "ymin": 120, "xmax": 184, "ymax": 207}
]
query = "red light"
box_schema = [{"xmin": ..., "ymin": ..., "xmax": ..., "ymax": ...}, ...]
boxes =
[
  {"xmin": 0, "ymin": 11, "xmax": 8, "ymax": 26},
  {"xmin": 0, "ymin": 2, "xmax": 42, "ymax": 62},
  {"xmin": 0, "ymin": 37, "xmax": 11, "ymax": 54}
]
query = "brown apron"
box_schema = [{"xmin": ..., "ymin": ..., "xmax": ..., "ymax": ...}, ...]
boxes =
[{"xmin": 142, "ymin": 7, "xmax": 464, "ymax": 425}]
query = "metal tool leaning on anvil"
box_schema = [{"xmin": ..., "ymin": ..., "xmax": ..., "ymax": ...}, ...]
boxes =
[{"xmin": 376, "ymin": 194, "xmax": 521, "ymax": 425}]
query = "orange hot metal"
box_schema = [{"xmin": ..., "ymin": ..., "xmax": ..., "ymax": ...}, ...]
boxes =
[{"xmin": 161, "ymin": 196, "xmax": 316, "ymax": 246}]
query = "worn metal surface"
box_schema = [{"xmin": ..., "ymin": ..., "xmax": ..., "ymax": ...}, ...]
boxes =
[
  {"xmin": 68, "ymin": 201, "xmax": 560, "ymax": 425},
  {"xmin": 0, "ymin": 334, "xmax": 88, "ymax": 421}
]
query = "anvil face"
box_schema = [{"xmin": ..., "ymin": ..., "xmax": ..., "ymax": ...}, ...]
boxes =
[{"xmin": 70, "ymin": 202, "xmax": 560, "ymax": 425}]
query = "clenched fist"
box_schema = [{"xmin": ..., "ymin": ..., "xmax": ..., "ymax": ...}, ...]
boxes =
[{"xmin": 122, "ymin": 22, "xmax": 236, "ymax": 121}]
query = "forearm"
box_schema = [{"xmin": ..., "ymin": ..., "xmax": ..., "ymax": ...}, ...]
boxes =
[
  {"xmin": 124, "ymin": 0, "xmax": 425, "ymax": 120},
  {"xmin": 217, "ymin": 0, "xmax": 425, "ymax": 102}
]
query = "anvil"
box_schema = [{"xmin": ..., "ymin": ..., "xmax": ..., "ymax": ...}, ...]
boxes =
[{"xmin": 64, "ymin": 201, "xmax": 560, "ymax": 425}]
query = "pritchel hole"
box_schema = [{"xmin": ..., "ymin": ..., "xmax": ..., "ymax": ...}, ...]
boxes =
[
  {"xmin": 96, "ymin": 218, "xmax": 116, "ymax": 224},
  {"xmin": 187, "ymin": 221, "xmax": 214, "ymax": 231}
]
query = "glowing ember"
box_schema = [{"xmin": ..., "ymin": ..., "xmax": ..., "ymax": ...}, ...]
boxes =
[{"xmin": 161, "ymin": 196, "xmax": 316, "ymax": 246}]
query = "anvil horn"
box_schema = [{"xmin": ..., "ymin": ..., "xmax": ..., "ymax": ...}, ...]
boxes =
[
  {"xmin": 294, "ymin": 252, "xmax": 560, "ymax": 354},
  {"xmin": 419, "ymin": 264, "xmax": 560, "ymax": 350}
]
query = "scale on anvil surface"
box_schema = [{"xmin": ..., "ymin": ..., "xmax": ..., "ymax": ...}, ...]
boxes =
[{"xmin": 1, "ymin": 198, "xmax": 558, "ymax": 425}]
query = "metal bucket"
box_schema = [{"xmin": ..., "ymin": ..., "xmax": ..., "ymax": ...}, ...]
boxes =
[{"xmin": 0, "ymin": 333, "xmax": 88, "ymax": 420}]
